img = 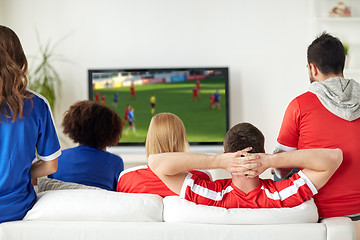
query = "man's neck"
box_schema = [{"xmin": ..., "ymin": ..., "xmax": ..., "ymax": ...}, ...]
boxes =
[
  {"xmin": 317, "ymin": 73, "xmax": 344, "ymax": 82},
  {"xmin": 231, "ymin": 175, "xmax": 260, "ymax": 195}
]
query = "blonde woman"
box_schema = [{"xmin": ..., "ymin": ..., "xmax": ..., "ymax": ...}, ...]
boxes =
[{"xmin": 117, "ymin": 112, "xmax": 211, "ymax": 197}]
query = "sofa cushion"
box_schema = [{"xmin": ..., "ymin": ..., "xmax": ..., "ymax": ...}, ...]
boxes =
[
  {"xmin": 163, "ymin": 196, "xmax": 318, "ymax": 224},
  {"xmin": 24, "ymin": 189, "xmax": 163, "ymax": 222},
  {"xmin": 37, "ymin": 177, "xmax": 102, "ymax": 192}
]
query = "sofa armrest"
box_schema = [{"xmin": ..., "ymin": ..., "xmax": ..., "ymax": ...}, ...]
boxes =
[{"xmin": 321, "ymin": 217, "xmax": 355, "ymax": 240}]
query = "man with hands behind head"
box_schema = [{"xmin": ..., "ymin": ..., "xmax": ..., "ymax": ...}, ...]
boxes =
[{"xmin": 148, "ymin": 122, "xmax": 342, "ymax": 209}]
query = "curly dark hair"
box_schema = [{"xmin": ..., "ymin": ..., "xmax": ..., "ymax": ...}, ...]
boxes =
[
  {"xmin": 223, "ymin": 122, "xmax": 265, "ymax": 153},
  {"xmin": 62, "ymin": 100, "xmax": 123, "ymax": 149}
]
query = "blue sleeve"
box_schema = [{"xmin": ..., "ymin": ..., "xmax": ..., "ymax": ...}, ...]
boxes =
[
  {"xmin": 36, "ymin": 98, "xmax": 61, "ymax": 161},
  {"xmin": 113, "ymin": 155, "xmax": 124, "ymax": 190}
]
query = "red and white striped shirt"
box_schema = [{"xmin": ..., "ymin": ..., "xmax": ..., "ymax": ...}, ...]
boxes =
[
  {"xmin": 180, "ymin": 171, "xmax": 317, "ymax": 208},
  {"xmin": 117, "ymin": 165, "xmax": 212, "ymax": 198}
]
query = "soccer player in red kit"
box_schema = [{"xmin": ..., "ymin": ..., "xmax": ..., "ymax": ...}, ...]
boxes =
[
  {"xmin": 196, "ymin": 80, "xmax": 200, "ymax": 90},
  {"xmin": 101, "ymin": 95, "xmax": 106, "ymax": 105},
  {"xmin": 130, "ymin": 82, "xmax": 136, "ymax": 99},
  {"xmin": 192, "ymin": 87, "xmax": 199, "ymax": 102},
  {"xmin": 123, "ymin": 104, "xmax": 130, "ymax": 124}
]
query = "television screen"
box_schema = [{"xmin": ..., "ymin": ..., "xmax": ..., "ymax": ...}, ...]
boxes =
[{"xmin": 88, "ymin": 67, "xmax": 229, "ymax": 146}]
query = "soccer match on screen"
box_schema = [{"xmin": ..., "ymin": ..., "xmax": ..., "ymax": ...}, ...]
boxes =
[{"xmin": 89, "ymin": 68, "xmax": 228, "ymax": 145}]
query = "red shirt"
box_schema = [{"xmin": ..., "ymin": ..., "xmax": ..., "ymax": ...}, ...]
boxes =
[
  {"xmin": 181, "ymin": 171, "xmax": 316, "ymax": 208},
  {"xmin": 210, "ymin": 94, "xmax": 216, "ymax": 103},
  {"xmin": 277, "ymin": 91, "xmax": 360, "ymax": 217},
  {"xmin": 117, "ymin": 165, "xmax": 212, "ymax": 198},
  {"xmin": 124, "ymin": 108, "xmax": 129, "ymax": 121}
]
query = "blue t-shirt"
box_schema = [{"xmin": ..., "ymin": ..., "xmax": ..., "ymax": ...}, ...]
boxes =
[
  {"xmin": 128, "ymin": 111, "xmax": 134, "ymax": 122},
  {"xmin": 0, "ymin": 90, "xmax": 61, "ymax": 223},
  {"xmin": 114, "ymin": 93, "xmax": 119, "ymax": 102},
  {"xmin": 214, "ymin": 92, "xmax": 220, "ymax": 101},
  {"xmin": 49, "ymin": 145, "xmax": 124, "ymax": 191}
]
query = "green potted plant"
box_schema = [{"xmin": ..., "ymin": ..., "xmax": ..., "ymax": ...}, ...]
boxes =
[
  {"xmin": 28, "ymin": 31, "xmax": 70, "ymax": 111},
  {"xmin": 343, "ymin": 42, "xmax": 349, "ymax": 56},
  {"xmin": 343, "ymin": 42, "xmax": 349, "ymax": 68},
  {"xmin": 28, "ymin": 43, "xmax": 61, "ymax": 111}
]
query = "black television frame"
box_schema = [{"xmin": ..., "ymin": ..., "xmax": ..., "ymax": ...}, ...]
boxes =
[{"xmin": 88, "ymin": 67, "xmax": 230, "ymax": 146}]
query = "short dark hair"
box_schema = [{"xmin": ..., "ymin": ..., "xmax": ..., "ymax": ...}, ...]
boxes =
[
  {"xmin": 307, "ymin": 32, "xmax": 345, "ymax": 75},
  {"xmin": 223, "ymin": 122, "xmax": 265, "ymax": 153},
  {"xmin": 62, "ymin": 100, "xmax": 123, "ymax": 149}
]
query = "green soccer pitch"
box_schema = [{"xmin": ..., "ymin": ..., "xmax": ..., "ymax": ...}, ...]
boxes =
[{"xmin": 93, "ymin": 78, "xmax": 227, "ymax": 144}]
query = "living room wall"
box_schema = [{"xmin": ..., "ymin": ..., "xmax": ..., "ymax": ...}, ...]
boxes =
[{"xmin": 1, "ymin": 0, "xmax": 312, "ymax": 153}]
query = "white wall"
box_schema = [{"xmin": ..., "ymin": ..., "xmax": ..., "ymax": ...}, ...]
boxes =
[
  {"xmin": 0, "ymin": 0, "xmax": 4, "ymax": 23},
  {"xmin": 1, "ymin": 0, "xmax": 312, "ymax": 154}
]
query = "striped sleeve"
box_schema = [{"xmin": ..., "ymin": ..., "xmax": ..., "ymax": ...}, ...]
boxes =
[
  {"xmin": 116, "ymin": 165, "xmax": 148, "ymax": 192},
  {"xmin": 29, "ymin": 89, "xmax": 61, "ymax": 161},
  {"xmin": 268, "ymin": 171, "xmax": 317, "ymax": 207},
  {"xmin": 189, "ymin": 169, "xmax": 212, "ymax": 181},
  {"xmin": 298, "ymin": 171, "xmax": 318, "ymax": 195},
  {"xmin": 180, "ymin": 173, "xmax": 233, "ymax": 207}
]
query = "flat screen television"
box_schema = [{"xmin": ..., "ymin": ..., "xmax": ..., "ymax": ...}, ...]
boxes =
[{"xmin": 88, "ymin": 67, "xmax": 229, "ymax": 146}]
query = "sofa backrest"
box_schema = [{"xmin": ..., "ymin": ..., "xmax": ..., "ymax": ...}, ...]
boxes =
[
  {"xmin": 24, "ymin": 189, "xmax": 318, "ymax": 224},
  {"xmin": 163, "ymin": 196, "xmax": 319, "ymax": 224},
  {"xmin": 24, "ymin": 189, "xmax": 163, "ymax": 222}
]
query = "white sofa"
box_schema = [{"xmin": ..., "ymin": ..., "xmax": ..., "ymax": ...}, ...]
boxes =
[{"xmin": 0, "ymin": 189, "xmax": 355, "ymax": 240}]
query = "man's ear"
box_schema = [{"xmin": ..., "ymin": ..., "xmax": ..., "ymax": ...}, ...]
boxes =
[{"xmin": 309, "ymin": 63, "xmax": 318, "ymax": 76}]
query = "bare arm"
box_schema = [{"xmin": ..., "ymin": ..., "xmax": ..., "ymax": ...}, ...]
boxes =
[
  {"xmin": 30, "ymin": 158, "xmax": 58, "ymax": 179},
  {"xmin": 148, "ymin": 150, "xmax": 251, "ymax": 194},
  {"xmin": 272, "ymin": 147, "xmax": 294, "ymax": 179},
  {"xmin": 235, "ymin": 149, "xmax": 342, "ymax": 190}
]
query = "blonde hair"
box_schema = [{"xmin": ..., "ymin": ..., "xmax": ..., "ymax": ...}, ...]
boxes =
[{"xmin": 145, "ymin": 112, "xmax": 189, "ymax": 157}]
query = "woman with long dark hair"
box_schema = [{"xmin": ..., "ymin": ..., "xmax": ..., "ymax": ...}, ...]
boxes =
[{"xmin": 0, "ymin": 25, "xmax": 61, "ymax": 223}]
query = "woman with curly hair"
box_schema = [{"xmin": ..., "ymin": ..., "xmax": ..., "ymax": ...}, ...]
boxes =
[
  {"xmin": 0, "ymin": 25, "xmax": 61, "ymax": 223},
  {"xmin": 49, "ymin": 100, "xmax": 124, "ymax": 191}
]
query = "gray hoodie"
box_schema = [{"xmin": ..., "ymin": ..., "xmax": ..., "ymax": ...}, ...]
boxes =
[{"xmin": 309, "ymin": 77, "xmax": 360, "ymax": 121}]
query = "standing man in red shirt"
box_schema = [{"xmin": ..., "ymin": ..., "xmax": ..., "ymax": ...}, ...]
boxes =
[{"xmin": 274, "ymin": 33, "xmax": 360, "ymax": 236}]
